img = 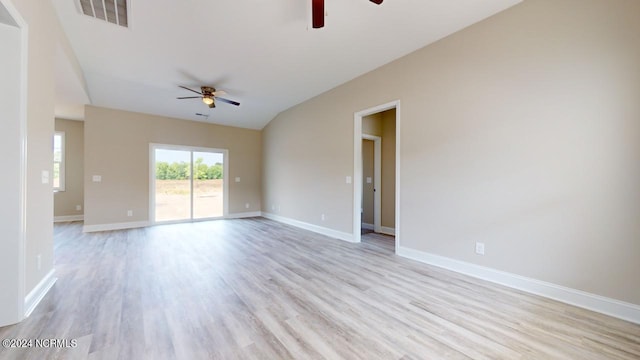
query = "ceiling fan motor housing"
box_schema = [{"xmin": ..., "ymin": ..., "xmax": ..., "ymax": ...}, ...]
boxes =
[{"xmin": 201, "ymin": 86, "xmax": 216, "ymax": 95}]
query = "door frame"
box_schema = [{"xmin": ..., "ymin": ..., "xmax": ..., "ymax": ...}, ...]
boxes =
[
  {"xmin": 353, "ymin": 100, "xmax": 400, "ymax": 253},
  {"xmin": 361, "ymin": 135, "xmax": 382, "ymax": 233},
  {"xmin": 0, "ymin": 0, "xmax": 28, "ymax": 326},
  {"xmin": 149, "ymin": 143, "xmax": 229, "ymax": 224}
]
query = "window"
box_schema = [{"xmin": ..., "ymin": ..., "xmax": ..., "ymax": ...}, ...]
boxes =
[{"xmin": 53, "ymin": 132, "xmax": 65, "ymax": 191}]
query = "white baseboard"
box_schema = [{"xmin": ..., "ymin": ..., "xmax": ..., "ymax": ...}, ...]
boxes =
[
  {"xmin": 397, "ymin": 246, "xmax": 640, "ymax": 324},
  {"xmin": 263, "ymin": 212, "xmax": 355, "ymax": 243},
  {"xmin": 361, "ymin": 223, "xmax": 374, "ymax": 230},
  {"xmin": 380, "ymin": 226, "xmax": 396, "ymax": 236},
  {"xmin": 227, "ymin": 211, "xmax": 262, "ymax": 219},
  {"xmin": 83, "ymin": 221, "xmax": 150, "ymax": 233},
  {"xmin": 54, "ymin": 215, "xmax": 84, "ymax": 223},
  {"xmin": 24, "ymin": 269, "xmax": 57, "ymax": 318}
]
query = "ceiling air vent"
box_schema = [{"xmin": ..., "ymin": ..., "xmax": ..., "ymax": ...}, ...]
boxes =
[{"xmin": 79, "ymin": 0, "xmax": 128, "ymax": 27}]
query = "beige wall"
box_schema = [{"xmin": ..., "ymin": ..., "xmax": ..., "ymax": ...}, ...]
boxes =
[
  {"xmin": 7, "ymin": 0, "xmax": 78, "ymax": 299},
  {"xmin": 262, "ymin": 0, "xmax": 640, "ymax": 305},
  {"xmin": 54, "ymin": 119, "xmax": 84, "ymax": 218},
  {"xmin": 84, "ymin": 106, "xmax": 261, "ymax": 227},
  {"xmin": 0, "ymin": 0, "xmax": 77, "ymax": 324},
  {"xmin": 362, "ymin": 139, "xmax": 374, "ymax": 225},
  {"xmin": 380, "ymin": 109, "xmax": 396, "ymax": 229},
  {"xmin": 362, "ymin": 113, "xmax": 380, "ymax": 226},
  {"xmin": 363, "ymin": 113, "xmax": 382, "ymax": 136}
]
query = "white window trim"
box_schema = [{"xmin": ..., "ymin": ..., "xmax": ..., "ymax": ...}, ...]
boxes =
[{"xmin": 54, "ymin": 131, "xmax": 65, "ymax": 192}]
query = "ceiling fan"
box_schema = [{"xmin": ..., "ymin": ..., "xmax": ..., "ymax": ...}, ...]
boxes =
[
  {"xmin": 313, "ymin": 0, "xmax": 383, "ymax": 29},
  {"xmin": 177, "ymin": 86, "xmax": 240, "ymax": 108}
]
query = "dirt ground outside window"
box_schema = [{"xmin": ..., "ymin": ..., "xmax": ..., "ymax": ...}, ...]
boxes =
[{"xmin": 155, "ymin": 179, "xmax": 223, "ymax": 221}]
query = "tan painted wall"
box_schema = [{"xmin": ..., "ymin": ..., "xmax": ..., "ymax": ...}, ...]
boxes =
[
  {"xmin": 380, "ymin": 109, "xmax": 396, "ymax": 229},
  {"xmin": 362, "ymin": 139, "xmax": 374, "ymax": 225},
  {"xmin": 84, "ymin": 106, "xmax": 261, "ymax": 226},
  {"xmin": 7, "ymin": 0, "xmax": 78, "ymax": 297},
  {"xmin": 54, "ymin": 119, "xmax": 84, "ymax": 218},
  {"xmin": 262, "ymin": 0, "xmax": 640, "ymax": 305},
  {"xmin": 363, "ymin": 113, "xmax": 382, "ymax": 136},
  {"xmin": 362, "ymin": 114, "xmax": 381, "ymax": 227}
]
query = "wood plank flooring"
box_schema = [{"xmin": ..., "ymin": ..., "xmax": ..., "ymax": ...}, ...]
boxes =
[{"xmin": 1, "ymin": 218, "xmax": 639, "ymax": 359}]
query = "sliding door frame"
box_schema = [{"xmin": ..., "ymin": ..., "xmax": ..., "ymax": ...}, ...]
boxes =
[{"xmin": 149, "ymin": 143, "xmax": 229, "ymax": 224}]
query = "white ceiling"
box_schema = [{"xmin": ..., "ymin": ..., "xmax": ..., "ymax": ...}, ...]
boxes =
[{"xmin": 52, "ymin": 0, "xmax": 521, "ymax": 130}]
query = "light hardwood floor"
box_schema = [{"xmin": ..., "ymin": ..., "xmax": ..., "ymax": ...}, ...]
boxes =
[{"xmin": 1, "ymin": 218, "xmax": 639, "ymax": 359}]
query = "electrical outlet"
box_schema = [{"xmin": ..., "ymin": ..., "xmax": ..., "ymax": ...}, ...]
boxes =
[
  {"xmin": 321, "ymin": 214, "xmax": 325, "ymax": 221},
  {"xmin": 235, "ymin": 177, "xmax": 241, "ymax": 183},
  {"xmin": 475, "ymin": 242, "xmax": 485, "ymax": 255},
  {"xmin": 76, "ymin": 205, "xmax": 82, "ymax": 211},
  {"xmin": 245, "ymin": 203, "xmax": 250, "ymax": 209},
  {"xmin": 127, "ymin": 210, "xmax": 133, "ymax": 217}
]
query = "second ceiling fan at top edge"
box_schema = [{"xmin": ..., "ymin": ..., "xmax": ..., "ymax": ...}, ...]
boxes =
[{"xmin": 312, "ymin": 0, "xmax": 384, "ymax": 29}]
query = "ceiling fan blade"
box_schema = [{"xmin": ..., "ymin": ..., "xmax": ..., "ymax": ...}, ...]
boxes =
[
  {"xmin": 215, "ymin": 97, "xmax": 240, "ymax": 106},
  {"xmin": 179, "ymin": 85, "xmax": 203, "ymax": 95},
  {"xmin": 213, "ymin": 90, "xmax": 227, "ymax": 96},
  {"xmin": 370, "ymin": 0, "xmax": 383, "ymax": 4},
  {"xmin": 312, "ymin": 0, "xmax": 324, "ymax": 29},
  {"xmin": 177, "ymin": 96, "xmax": 202, "ymax": 99}
]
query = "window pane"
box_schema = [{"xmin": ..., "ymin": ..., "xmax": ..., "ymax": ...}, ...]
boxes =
[
  {"xmin": 193, "ymin": 152, "xmax": 224, "ymax": 219},
  {"xmin": 53, "ymin": 162, "xmax": 60, "ymax": 189},
  {"xmin": 154, "ymin": 149, "xmax": 191, "ymax": 222},
  {"xmin": 53, "ymin": 134, "xmax": 62, "ymax": 162}
]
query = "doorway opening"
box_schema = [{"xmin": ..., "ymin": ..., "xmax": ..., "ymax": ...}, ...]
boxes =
[
  {"xmin": 361, "ymin": 134, "xmax": 381, "ymax": 234},
  {"xmin": 354, "ymin": 101, "xmax": 400, "ymax": 253},
  {"xmin": 150, "ymin": 144, "xmax": 228, "ymax": 224}
]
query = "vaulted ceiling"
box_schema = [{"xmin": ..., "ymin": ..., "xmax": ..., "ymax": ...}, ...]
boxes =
[{"xmin": 53, "ymin": 0, "xmax": 521, "ymax": 129}]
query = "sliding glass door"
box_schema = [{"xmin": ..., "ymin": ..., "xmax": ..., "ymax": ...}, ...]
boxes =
[
  {"xmin": 152, "ymin": 145, "xmax": 227, "ymax": 223},
  {"xmin": 193, "ymin": 151, "xmax": 224, "ymax": 219}
]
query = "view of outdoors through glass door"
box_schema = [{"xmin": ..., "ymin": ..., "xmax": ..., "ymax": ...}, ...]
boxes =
[
  {"xmin": 154, "ymin": 147, "xmax": 224, "ymax": 222},
  {"xmin": 193, "ymin": 151, "xmax": 224, "ymax": 219}
]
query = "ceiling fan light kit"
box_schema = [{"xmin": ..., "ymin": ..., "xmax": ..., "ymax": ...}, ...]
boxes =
[{"xmin": 312, "ymin": 0, "xmax": 383, "ymax": 29}]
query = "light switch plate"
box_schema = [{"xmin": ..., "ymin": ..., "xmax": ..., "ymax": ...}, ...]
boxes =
[
  {"xmin": 92, "ymin": 175, "xmax": 102, "ymax": 182},
  {"xmin": 235, "ymin": 177, "xmax": 241, "ymax": 183},
  {"xmin": 346, "ymin": 176, "xmax": 352, "ymax": 184},
  {"xmin": 41, "ymin": 170, "xmax": 49, "ymax": 184},
  {"xmin": 366, "ymin": 177, "xmax": 372, "ymax": 184}
]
